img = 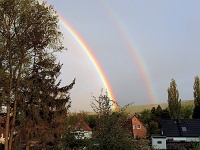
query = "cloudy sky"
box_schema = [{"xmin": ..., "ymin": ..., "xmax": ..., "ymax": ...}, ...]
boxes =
[{"xmin": 44, "ymin": 0, "xmax": 200, "ymax": 112}]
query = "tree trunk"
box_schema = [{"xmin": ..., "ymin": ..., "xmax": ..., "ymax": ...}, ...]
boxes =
[
  {"xmin": 9, "ymin": 61, "xmax": 22, "ymax": 150},
  {"xmin": 5, "ymin": 25, "xmax": 13, "ymax": 150},
  {"xmin": 25, "ymin": 140, "xmax": 30, "ymax": 150},
  {"xmin": 8, "ymin": 100, "xmax": 17, "ymax": 150},
  {"xmin": 4, "ymin": 103, "xmax": 10, "ymax": 150}
]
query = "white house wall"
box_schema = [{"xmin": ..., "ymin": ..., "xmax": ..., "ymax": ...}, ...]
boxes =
[
  {"xmin": 167, "ymin": 137, "xmax": 200, "ymax": 142},
  {"xmin": 152, "ymin": 136, "xmax": 166, "ymax": 150},
  {"xmin": 72, "ymin": 131, "xmax": 92, "ymax": 140}
]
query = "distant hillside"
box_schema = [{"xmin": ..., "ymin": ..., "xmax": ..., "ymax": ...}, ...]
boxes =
[{"xmin": 124, "ymin": 100, "xmax": 194, "ymax": 116}]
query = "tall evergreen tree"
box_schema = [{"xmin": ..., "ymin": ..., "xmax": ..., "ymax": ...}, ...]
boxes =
[
  {"xmin": 155, "ymin": 105, "xmax": 162, "ymax": 118},
  {"xmin": 167, "ymin": 79, "xmax": 181, "ymax": 119},
  {"xmin": 193, "ymin": 76, "xmax": 200, "ymax": 119},
  {"xmin": 151, "ymin": 107, "xmax": 156, "ymax": 115},
  {"xmin": 15, "ymin": 54, "xmax": 75, "ymax": 149},
  {"xmin": 0, "ymin": 0, "xmax": 74, "ymax": 149}
]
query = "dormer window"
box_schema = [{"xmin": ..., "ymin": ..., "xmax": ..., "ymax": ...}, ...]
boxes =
[{"xmin": 182, "ymin": 127, "xmax": 187, "ymax": 132}]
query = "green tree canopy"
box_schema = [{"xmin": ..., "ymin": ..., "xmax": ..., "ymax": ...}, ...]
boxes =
[
  {"xmin": 167, "ymin": 79, "xmax": 181, "ymax": 119},
  {"xmin": 90, "ymin": 90, "xmax": 134, "ymax": 150},
  {"xmin": 194, "ymin": 76, "xmax": 200, "ymax": 107},
  {"xmin": 193, "ymin": 76, "xmax": 200, "ymax": 119},
  {"xmin": 138, "ymin": 109, "xmax": 151, "ymax": 126}
]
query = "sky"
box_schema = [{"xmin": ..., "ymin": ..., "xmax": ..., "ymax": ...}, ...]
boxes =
[{"xmin": 44, "ymin": 0, "xmax": 200, "ymax": 112}]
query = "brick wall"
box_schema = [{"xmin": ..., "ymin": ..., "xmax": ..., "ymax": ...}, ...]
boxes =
[{"xmin": 132, "ymin": 116, "xmax": 147, "ymax": 139}]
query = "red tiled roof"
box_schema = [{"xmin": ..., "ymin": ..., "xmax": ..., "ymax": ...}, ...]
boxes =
[
  {"xmin": 131, "ymin": 115, "xmax": 147, "ymax": 128},
  {"xmin": 71, "ymin": 119, "xmax": 92, "ymax": 132}
]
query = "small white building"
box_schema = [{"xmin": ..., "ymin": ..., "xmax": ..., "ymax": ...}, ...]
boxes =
[{"xmin": 152, "ymin": 136, "xmax": 166, "ymax": 149}]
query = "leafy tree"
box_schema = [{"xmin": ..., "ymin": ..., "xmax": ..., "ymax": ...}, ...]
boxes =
[
  {"xmin": 181, "ymin": 105, "xmax": 193, "ymax": 119},
  {"xmin": 139, "ymin": 108, "xmax": 160, "ymax": 135},
  {"xmin": 151, "ymin": 107, "xmax": 156, "ymax": 114},
  {"xmin": 150, "ymin": 105, "xmax": 166, "ymax": 129},
  {"xmin": 138, "ymin": 109, "xmax": 151, "ymax": 126},
  {"xmin": 193, "ymin": 76, "xmax": 200, "ymax": 119},
  {"xmin": 0, "ymin": 0, "xmax": 73, "ymax": 149},
  {"xmin": 194, "ymin": 76, "xmax": 200, "ymax": 107},
  {"xmin": 192, "ymin": 106, "xmax": 200, "ymax": 119},
  {"xmin": 136, "ymin": 106, "xmax": 169, "ymax": 136},
  {"xmin": 149, "ymin": 121, "xmax": 159, "ymax": 134},
  {"xmin": 132, "ymin": 139, "xmax": 150, "ymax": 150},
  {"xmin": 155, "ymin": 105, "xmax": 162, "ymax": 118},
  {"xmin": 167, "ymin": 79, "xmax": 181, "ymax": 119},
  {"xmin": 161, "ymin": 108, "xmax": 170, "ymax": 119},
  {"xmin": 90, "ymin": 90, "xmax": 134, "ymax": 150}
]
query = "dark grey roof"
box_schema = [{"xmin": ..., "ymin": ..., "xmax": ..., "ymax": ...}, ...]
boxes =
[{"xmin": 161, "ymin": 119, "xmax": 200, "ymax": 137}]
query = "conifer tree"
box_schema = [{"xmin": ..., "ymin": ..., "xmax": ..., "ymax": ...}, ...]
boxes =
[
  {"xmin": 167, "ymin": 79, "xmax": 181, "ymax": 119},
  {"xmin": 15, "ymin": 54, "xmax": 75, "ymax": 149}
]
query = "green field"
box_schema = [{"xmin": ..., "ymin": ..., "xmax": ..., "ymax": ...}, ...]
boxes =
[{"xmin": 124, "ymin": 100, "xmax": 194, "ymax": 116}]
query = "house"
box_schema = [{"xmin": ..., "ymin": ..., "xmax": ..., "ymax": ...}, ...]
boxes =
[
  {"xmin": 151, "ymin": 135, "xmax": 167, "ymax": 149},
  {"xmin": 131, "ymin": 115, "xmax": 147, "ymax": 139},
  {"xmin": 152, "ymin": 119, "xmax": 200, "ymax": 149},
  {"xmin": 70, "ymin": 119, "xmax": 92, "ymax": 140}
]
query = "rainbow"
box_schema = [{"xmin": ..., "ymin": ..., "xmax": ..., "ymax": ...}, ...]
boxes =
[
  {"xmin": 58, "ymin": 17, "xmax": 118, "ymax": 110},
  {"xmin": 101, "ymin": 2, "xmax": 158, "ymax": 104},
  {"xmin": 37, "ymin": 0, "xmax": 118, "ymax": 110}
]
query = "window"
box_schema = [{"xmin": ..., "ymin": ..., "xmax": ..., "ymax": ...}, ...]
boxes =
[
  {"xmin": 132, "ymin": 125, "xmax": 135, "ymax": 129},
  {"xmin": 134, "ymin": 119, "xmax": 136, "ymax": 122},
  {"xmin": 157, "ymin": 141, "xmax": 162, "ymax": 144},
  {"xmin": 136, "ymin": 125, "xmax": 141, "ymax": 129},
  {"xmin": 182, "ymin": 127, "xmax": 187, "ymax": 132}
]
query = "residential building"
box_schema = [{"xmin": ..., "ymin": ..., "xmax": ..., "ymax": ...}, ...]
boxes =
[
  {"xmin": 131, "ymin": 115, "xmax": 147, "ymax": 139},
  {"xmin": 70, "ymin": 119, "xmax": 92, "ymax": 139},
  {"xmin": 151, "ymin": 136, "xmax": 167, "ymax": 149},
  {"xmin": 152, "ymin": 119, "xmax": 200, "ymax": 149}
]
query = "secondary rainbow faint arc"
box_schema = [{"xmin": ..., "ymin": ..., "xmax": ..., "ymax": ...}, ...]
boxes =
[
  {"xmin": 59, "ymin": 17, "xmax": 117, "ymax": 110},
  {"xmin": 101, "ymin": 2, "xmax": 158, "ymax": 104}
]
